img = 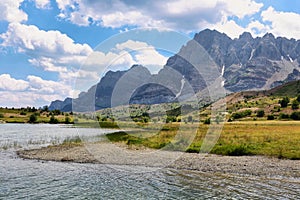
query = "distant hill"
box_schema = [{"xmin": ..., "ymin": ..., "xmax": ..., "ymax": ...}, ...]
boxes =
[{"xmin": 50, "ymin": 29, "xmax": 300, "ymax": 112}]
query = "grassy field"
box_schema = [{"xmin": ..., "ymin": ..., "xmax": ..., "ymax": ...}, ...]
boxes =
[
  {"xmin": 105, "ymin": 121, "xmax": 300, "ymax": 160},
  {"xmin": 0, "ymin": 107, "xmax": 73, "ymax": 124}
]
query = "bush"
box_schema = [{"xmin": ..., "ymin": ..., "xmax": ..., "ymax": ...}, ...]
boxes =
[
  {"xmin": 279, "ymin": 113, "xmax": 290, "ymax": 119},
  {"xmin": 64, "ymin": 116, "xmax": 72, "ymax": 124},
  {"xmin": 290, "ymin": 112, "xmax": 300, "ymax": 120},
  {"xmin": 20, "ymin": 111, "xmax": 27, "ymax": 115},
  {"xmin": 49, "ymin": 115, "xmax": 59, "ymax": 124},
  {"xmin": 28, "ymin": 114, "xmax": 37, "ymax": 123},
  {"xmin": 256, "ymin": 110, "xmax": 265, "ymax": 117},
  {"xmin": 279, "ymin": 97, "xmax": 290, "ymax": 108},
  {"xmin": 267, "ymin": 115, "xmax": 275, "ymax": 120},
  {"xmin": 297, "ymin": 95, "xmax": 300, "ymax": 102},
  {"xmin": 211, "ymin": 144, "xmax": 253, "ymax": 156},
  {"xmin": 204, "ymin": 118, "xmax": 211, "ymax": 124},
  {"xmin": 292, "ymin": 100, "xmax": 299, "ymax": 110},
  {"xmin": 231, "ymin": 109, "xmax": 252, "ymax": 119},
  {"xmin": 0, "ymin": 113, "xmax": 4, "ymax": 118}
]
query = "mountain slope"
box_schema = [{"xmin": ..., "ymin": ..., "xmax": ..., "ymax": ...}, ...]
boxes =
[{"xmin": 49, "ymin": 29, "xmax": 300, "ymax": 112}]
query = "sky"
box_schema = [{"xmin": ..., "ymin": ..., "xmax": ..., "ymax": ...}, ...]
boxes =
[{"xmin": 0, "ymin": 0, "xmax": 299, "ymax": 108}]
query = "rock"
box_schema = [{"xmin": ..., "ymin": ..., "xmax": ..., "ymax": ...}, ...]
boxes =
[{"xmin": 50, "ymin": 29, "xmax": 300, "ymax": 111}]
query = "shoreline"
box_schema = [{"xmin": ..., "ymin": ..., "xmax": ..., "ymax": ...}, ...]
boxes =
[{"xmin": 17, "ymin": 142, "xmax": 300, "ymax": 178}]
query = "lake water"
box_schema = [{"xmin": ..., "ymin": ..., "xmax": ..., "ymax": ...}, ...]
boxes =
[{"xmin": 0, "ymin": 124, "xmax": 299, "ymax": 199}]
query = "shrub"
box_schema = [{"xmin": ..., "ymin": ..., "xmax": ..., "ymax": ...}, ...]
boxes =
[
  {"xmin": 292, "ymin": 100, "xmax": 299, "ymax": 110},
  {"xmin": 297, "ymin": 95, "xmax": 300, "ymax": 102},
  {"xmin": 256, "ymin": 110, "xmax": 265, "ymax": 117},
  {"xmin": 267, "ymin": 115, "xmax": 275, "ymax": 120},
  {"xmin": 49, "ymin": 115, "xmax": 59, "ymax": 124},
  {"xmin": 231, "ymin": 109, "xmax": 252, "ymax": 119},
  {"xmin": 279, "ymin": 96, "xmax": 289, "ymax": 108},
  {"xmin": 279, "ymin": 113, "xmax": 290, "ymax": 119},
  {"xmin": 204, "ymin": 118, "xmax": 211, "ymax": 124},
  {"xmin": 20, "ymin": 111, "xmax": 27, "ymax": 115},
  {"xmin": 64, "ymin": 116, "xmax": 72, "ymax": 124},
  {"xmin": 28, "ymin": 114, "xmax": 37, "ymax": 123},
  {"xmin": 290, "ymin": 112, "xmax": 300, "ymax": 120},
  {"xmin": 211, "ymin": 144, "xmax": 253, "ymax": 156},
  {"xmin": 0, "ymin": 113, "xmax": 4, "ymax": 118}
]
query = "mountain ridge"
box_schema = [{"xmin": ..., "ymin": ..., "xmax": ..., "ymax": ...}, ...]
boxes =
[{"xmin": 50, "ymin": 29, "xmax": 300, "ymax": 112}]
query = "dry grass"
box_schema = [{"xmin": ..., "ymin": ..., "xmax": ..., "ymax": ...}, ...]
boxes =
[{"xmin": 105, "ymin": 121, "xmax": 300, "ymax": 159}]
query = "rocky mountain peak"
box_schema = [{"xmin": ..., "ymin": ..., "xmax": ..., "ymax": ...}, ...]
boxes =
[
  {"xmin": 239, "ymin": 32, "xmax": 253, "ymax": 41},
  {"xmin": 50, "ymin": 29, "xmax": 300, "ymax": 111}
]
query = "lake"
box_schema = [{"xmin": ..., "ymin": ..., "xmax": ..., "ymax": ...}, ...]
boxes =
[{"xmin": 0, "ymin": 124, "xmax": 299, "ymax": 199}]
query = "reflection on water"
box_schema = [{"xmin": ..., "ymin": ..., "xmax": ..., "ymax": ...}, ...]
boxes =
[{"xmin": 0, "ymin": 124, "xmax": 299, "ymax": 199}]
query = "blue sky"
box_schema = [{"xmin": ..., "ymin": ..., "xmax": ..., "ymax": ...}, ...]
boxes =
[{"xmin": 0, "ymin": 0, "xmax": 300, "ymax": 108}]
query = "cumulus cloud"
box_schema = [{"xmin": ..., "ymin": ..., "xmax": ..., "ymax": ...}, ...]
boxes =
[
  {"xmin": 0, "ymin": 74, "xmax": 29, "ymax": 91},
  {"xmin": 0, "ymin": 23, "xmax": 95, "ymax": 81},
  {"xmin": 0, "ymin": 74, "xmax": 80, "ymax": 107},
  {"xmin": 84, "ymin": 40, "xmax": 168, "ymax": 74},
  {"xmin": 55, "ymin": 0, "xmax": 263, "ymax": 32},
  {"xmin": 261, "ymin": 7, "xmax": 300, "ymax": 39},
  {"xmin": 1, "ymin": 23, "xmax": 92, "ymax": 56},
  {"xmin": 0, "ymin": 0, "xmax": 27, "ymax": 23}
]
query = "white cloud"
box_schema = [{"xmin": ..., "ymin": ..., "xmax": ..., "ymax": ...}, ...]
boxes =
[
  {"xmin": 84, "ymin": 40, "xmax": 167, "ymax": 74},
  {"xmin": 0, "ymin": 74, "xmax": 80, "ymax": 108},
  {"xmin": 223, "ymin": 0, "xmax": 263, "ymax": 18},
  {"xmin": 0, "ymin": 74, "xmax": 29, "ymax": 91},
  {"xmin": 33, "ymin": 0, "xmax": 51, "ymax": 9},
  {"xmin": 0, "ymin": 23, "xmax": 94, "ymax": 80},
  {"xmin": 261, "ymin": 6, "xmax": 300, "ymax": 39},
  {"xmin": 70, "ymin": 12, "xmax": 90, "ymax": 26},
  {"xmin": 210, "ymin": 18, "xmax": 247, "ymax": 38},
  {"xmin": 0, "ymin": 0, "xmax": 27, "ymax": 23},
  {"xmin": 1, "ymin": 23, "xmax": 92, "ymax": 56},
  {"xmin": 55, "ymin": 0, "xmax": 263, "ymax": 32}
]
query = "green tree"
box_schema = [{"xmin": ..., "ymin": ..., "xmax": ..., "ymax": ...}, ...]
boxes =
[
  {"xmin": 292, "ymin": 100, "xmax": 299, "ymax": 110},
  {"xmin": 28, "ymin": 114, "xmax": 37, "ymax": 123},
  {"xmin": 279, "ymin": 97, "xmax": 290, "ymax": 108},
  {"xmin": 291, "ymin": 112, "xmax": 300, "ymax": 120},
  {"xmin": 297, "ymin": 95, "xmax": 300, "ymax": 102},
  {"xmin": 49, "ymin": 115, "xmax": 58, "ymax": 124},
  {"xmin": 204, "ymin": 118, "xmax": 211, "ymax": 124},
  {"xmin": 267, "ymin": 115, "xmax": 275, "ymax": 120},
  {"xmin": 256, "ymin": 110, "xmax": 265, "ymax": 117},
  {"xmin": 65, "ymin": 116, "xmax": 71, "ymax": 124},
  {"xmin": 187, "ymin": 115, "xmax": 193, "ymax": 122}
]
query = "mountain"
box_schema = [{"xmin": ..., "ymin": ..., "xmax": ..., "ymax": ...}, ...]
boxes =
[
  {"xmin": 49, "ymin": 29, "xmax": 300, "ymax": 112},
  {"xmin": 49, "ymin": 97, "xmax": 72, "ymax": 112}
]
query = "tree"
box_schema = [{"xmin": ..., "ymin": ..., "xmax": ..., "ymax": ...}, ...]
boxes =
[
  {"xmin": 256, "ymin": 110, "xmax": 265, "ymax": 117},
  {"xmin": 279, "ymin": 97, "xmax": 290, "ymax": 108},
  {"xmin": 187, "ymin": 115, "xmax": 193, "ymax": 122},
  {"xmin": 49, "ymin": 115, "xmax": 58, "ymax": 124},
  {"xmin": 65, "ymin": 116, "xmax": 71, "ymax": 124},
  {"xmin": 204, "ymin": 118, "xmax": 211, "ymax": 124},
  {"xmin": 28, "ymin": 114, "xmax": 37, "ymax": 123},
  {"xmin": 42, "ymin": 105, "xmax": 49, "ymax": 112},
  {"xmin": 297, "ymin": 95, "xmax": 300, "ymax": 102},
  {"xmin": 292, "ymin": 100, "xmax": 299, "ymax": 110},
  {"xmin": 291, "ymin": 112, "xmax": 300, "ymax": 120}
]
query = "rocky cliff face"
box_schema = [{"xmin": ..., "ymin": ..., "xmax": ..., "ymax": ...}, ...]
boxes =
[
  {"xmin": 49, "ymin": 97, "xmax": 72, "ymax": 112},
  {"xmin": 50, "ymin": 29, "xmax": 300, "ymax": 111},
  {"xmin": 194, "ymin": 29, "xmax": 300, "ymax": 92}
]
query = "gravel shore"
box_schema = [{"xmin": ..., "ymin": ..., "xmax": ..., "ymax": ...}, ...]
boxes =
[{"xmin": 17, "ymin": 142, "xmax": 300, "ymax": 177}]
